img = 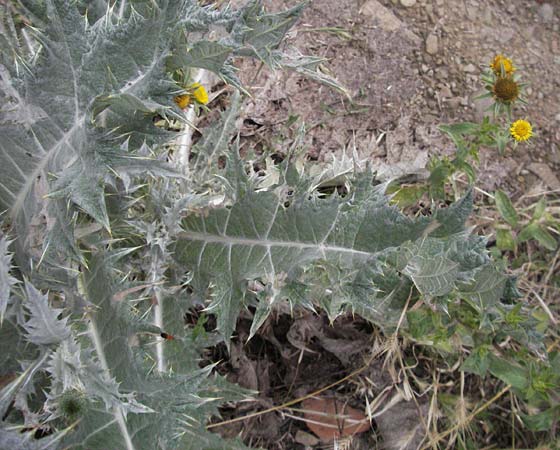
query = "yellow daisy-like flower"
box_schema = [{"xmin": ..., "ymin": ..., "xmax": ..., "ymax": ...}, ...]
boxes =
[
  {"xmin": 174, "ymin": 93, "xmax": 191, "ymax": 109},
  {"xmin": 190, "ymin": 82, "xmax": 209, "ymax": 105},
  {"xmin": 173, "ymin": 83, "xmax": 209, "ymax": 110},
  {"xmin": 490, "ymin": 54, "xmax": 515, "ymax": 76},
  {"xmin": 510, "ymin": 119, "xmax": 533, "ymax": 142},
  {"xmin": 492, "ymin": 77, "xmax": 520, "ymax": 104}
]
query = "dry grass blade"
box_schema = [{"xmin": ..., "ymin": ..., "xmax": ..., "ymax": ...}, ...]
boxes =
[
  {"xmin": 206, "ymin": 341, "xmax": 389, "ymax": 430},
  {"xmin": 420, "ymin": 338, "xmax": 560, "ymax": 450}
]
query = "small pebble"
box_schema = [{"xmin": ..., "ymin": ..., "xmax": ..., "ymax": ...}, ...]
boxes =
[
  {"xmin": 426, "ymin": 33, "xmax": 438, "ymax": 55},
  {"xmin": 439, "ymin": 86, "xmax": 452, "ymax": 98},
  {"xmin": 538, "ymin": 3, "xmax": 554, "ymax": 23}
]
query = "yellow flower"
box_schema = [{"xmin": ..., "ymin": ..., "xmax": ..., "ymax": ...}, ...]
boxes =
[
  {"xmin": 174, "ymin": 94, "xmax": 191, "ymax": 109},
  {"xmin": 173, "ymin": 83, "xmax": 209, "ymax": 109},
  {"xmin": 490, "ymin": 54, "xmax": 515, "ymax": 76},
  {"xmin": 492, "ymin": 77, "xmax": 519, "ymax": 104},
  {"xmin": 190, "ymin": 82, "xmax": 209, "ymax": 105},
  {"xmin": 510, "ymin": 119, "xmax": 532, "ymax": 142}
]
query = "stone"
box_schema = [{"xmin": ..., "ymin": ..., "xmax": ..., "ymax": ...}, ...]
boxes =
[
  {"xmin": 360, "ymin": 0, "xmax": 420, "ymax": 43},
  {"xmin": 436, "ymin": 68, "xmax": 449, "ymax": 79},
  {"xmin": 528, "ymin": 163, "xmax": 560, "ymax": 190},
  {"xmin": 439, "ymin": 86, "xmax": 452, "ymax": 98},
  {"xmin": 295, "ymin": 430, "xmax": 319, "ymax": 447},
  {"xmin": 497, "ymin": 28, "xmax": 515, "ymax": 43},
  {"xmin": 425, "ymin": 33, "xmax": 438, "ymax": 55},
  {"xmin": 551, "ymin": 145, "xmax": 560, "ymax": 165},
  {"xmin": 400, "ymin": 0, "xmax": 416, "ymax": 6},
  {"xmin": 360, "ymin": 0, "xmax": 402, "ymax": 31},
  {"xmin": 463, "ymin": 63, "xmax": 477, "ymax": 73},
  {"xmin": 538, "ymin": 3, "xmax": 554, "ymax": 23}
]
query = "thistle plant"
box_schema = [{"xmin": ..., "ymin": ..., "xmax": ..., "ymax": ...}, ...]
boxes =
[
  {"xmin": 0, "ymin": 2, "xmax": 557, "ymax": 449},
  {"xmin": 0, "ymin": 1, "xmax": 342, "ymax": 448}
]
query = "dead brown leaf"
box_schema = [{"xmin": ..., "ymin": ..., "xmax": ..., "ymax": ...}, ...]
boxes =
[{"xmin": 301, "ymin": 396, "xmax": 371, "ymax": 443}]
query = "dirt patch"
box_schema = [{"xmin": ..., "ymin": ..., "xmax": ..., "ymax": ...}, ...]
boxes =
[
  {"xmin": 204, "ymin": 309, "xmax": 431, "ymax": 449},
  {"xmin": 236, "ymin": 0, "xmax": 559, "ymax": 195}
]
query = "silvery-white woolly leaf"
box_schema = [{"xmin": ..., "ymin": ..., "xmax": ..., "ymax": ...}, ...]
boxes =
[
  {"xmin": 47, "ymin": 337, "xmax": 82, "ymax": 395},
  {"xmin": 46, "ymin": 336, "xmax": 147, "ymax": 415},
  {"xmin": 166, "ymin": 41, "xmax": 233, "ymax": 73},
  {"xmin": 404, "ymin": 252, "xmax": 459, "ymax": 297},
  {"xmin": 277, "ymin": 51, "xmax": 349, "ymax": 96},
  {"xmin": 178, "ymin": 1, "xmax": 237, "ymax": 32},
  {"xmin": 162, "ymin": 192, "xmax": 227, "ymax": 235},
  {"xmin": 308, "ymin": 148, "xmax": 368, "ymax": 191},
  {"xmin": 394, "ymin": 231, "xmax": 489, "ymax": 296},
  {"xmin": 0, "ymin": 0, "xmax": 313, "ymax": 278},
  {"xmin": 0, "ymin": 236, "xmax": 18, "ymax": 323},
  {"xmin": 191, "ymin": 91, "xmax": 242, "ymax": 182},
  {"xmin": 401, "ymin": 238, "xmax": 461, "ymax": 298},
  {"xmin": 0, "ymin": 424, "xmax": 66, "ymax": 450},
  {"xmin": 458, "ymin": 264, "xmax": 507, "ymax": 308},
  {"xmin": 0, "ymin": 1, "xmax": 224, "ymax": 270},
  {"xmin": 0, "ymin": 352, "xmax": 50, "ymax": 420},
  {"xmin": 21, "ymin": 281, "xmax": 71, "ymax": 346},
  {"xmin": 173, "ymin": 154, "xmax": 481, "ymax": 341},
  {"xmin": 56, "ymin": 253, "xmax": 248, "ymax": 449},
  {"xmin": 231, "ymin": 1, "xmax": 306, "ymax": 64},
  {"xmin": 0, "ymin": 2, "xmax": 165, "ymax": 265},
  {"xmin": 0, "ymin": 318, "xmax": 37, "ymax": 376}
]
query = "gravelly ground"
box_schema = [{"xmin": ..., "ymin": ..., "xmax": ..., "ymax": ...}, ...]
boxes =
[{"xmin": 236, "ymin": 0, "xmax": 560, "ymax": 196}]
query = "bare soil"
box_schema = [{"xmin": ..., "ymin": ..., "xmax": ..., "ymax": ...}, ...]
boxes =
[{"xmin": 238, "ymin": 0, "xmax": 560, "ymax": 195}]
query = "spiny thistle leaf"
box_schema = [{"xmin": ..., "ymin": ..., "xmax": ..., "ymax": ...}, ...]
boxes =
[
  {"xmin": 1, "ymin": 0, "xmax": 284, "ymax": 274},
  {"xmin": 21, "ymin": 281, "xmax": 71, "ymax": 346},
  {"xmin": 0, "ymin": 236, "xmax": 18, "ymax": 323},
  {"xmin": 0, "ymin": 423, "xmax": 66, "ymax": 450},
  {"xmin": 191, "ymin": 90, "xmax": 242, "ymax": 181},
  {"xmin": 232, "ymin": 1, "xmax": 306, "ymax": 63},
  {"xmin": 57, "ymin": 252, "xmax": 249, "ymax": 449},
  {"xmin": 167, "ymin": 41, "xmax": 233, "ymax": 73},
  {"xmin": 0, "ymin": 1, "xmax": 305, "ymax": 447},
  {"xmin": 173, "ymin": 154, "xmax": 492, "ymax": 342}
]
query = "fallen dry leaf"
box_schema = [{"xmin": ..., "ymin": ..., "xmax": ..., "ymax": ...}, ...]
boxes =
[{"xmin": 301, "ymin": 396, "xmax": 371, "ymax": 443}]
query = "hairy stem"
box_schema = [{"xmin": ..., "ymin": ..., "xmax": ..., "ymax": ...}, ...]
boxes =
[
  {"xmin": 175, "ymin": 69, "xmax": 210, "ymax": 174},
  {"xmin": 87, "ymin": 319, "xmax": 135, "ymax": 450}
]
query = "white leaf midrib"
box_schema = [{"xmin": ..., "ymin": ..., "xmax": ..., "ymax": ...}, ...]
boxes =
[
  {"xmin": 87, "ymin": 318, "xmax": 135, "ymax": 450},
  {"xmin": 179, "ymin": 230, "xmax": 373, "ymax": 259},
  {"xmin": 10, "ymin": 115, "xmax": 85, "ymax": 219}
]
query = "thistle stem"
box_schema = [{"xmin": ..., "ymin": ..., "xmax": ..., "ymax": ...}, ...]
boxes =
[
  {"xmin": 175, "ymin": 69, "xmax": 210, "ymax": 175},
  {"xmin": 87, "ymin": 319, "xmax": 135, "ymax": 450}
]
